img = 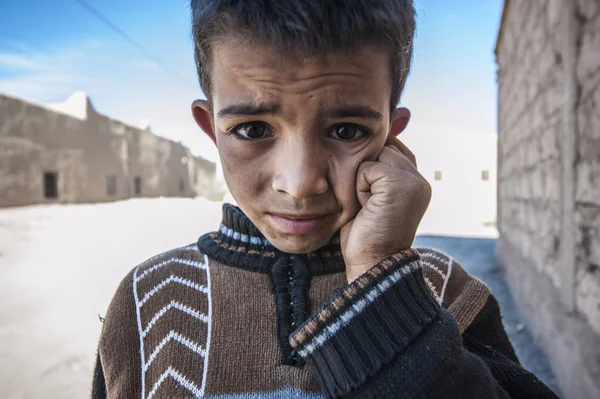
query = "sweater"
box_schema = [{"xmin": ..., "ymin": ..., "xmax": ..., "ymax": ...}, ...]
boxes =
[{"xmin": 92, "ymin": 204, "xmax": 558, "ymax": 398}]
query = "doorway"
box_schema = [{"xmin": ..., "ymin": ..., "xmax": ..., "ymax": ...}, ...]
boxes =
[
  {"xmin": 43, "ymin": 172, "xmax": 58, "ymax": 199},
  {"xmin": 134, "ymin": 176, "xmax": 142, "ymax": 196}
]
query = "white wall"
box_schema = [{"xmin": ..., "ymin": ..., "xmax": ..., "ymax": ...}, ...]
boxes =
[{"xmin": 401, "ymin": 123, "xmax": 498, "ymax": 237}]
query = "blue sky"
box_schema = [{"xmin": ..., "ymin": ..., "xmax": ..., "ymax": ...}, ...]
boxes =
[{"xmin": 0, "ymin": 0, "xmax": 503, "ymax": 162}]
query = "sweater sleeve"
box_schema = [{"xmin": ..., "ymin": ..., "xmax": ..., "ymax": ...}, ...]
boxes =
[
  {"xmin": 289, "ymin": 249, "xmax": 559, "ymax": 399},
  {"xmin": 91, "ymin": 351, "xmax": 107, "ymax": 399},
  {"xmin": 91, "ymin": 268, "xmax": 143, "ymax": 399},
  {"xmin": 462, "ymin": 295, "xmax": 559, "ymax": 398}
]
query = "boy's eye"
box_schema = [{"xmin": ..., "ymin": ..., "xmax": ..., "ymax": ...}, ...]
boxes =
[
  {"xmin": 329, "ymin": 124, "xmax": 370, "ymax": 141},
  {"xmin": 230, "ymin": 122, "xmax": 270, "ymax": 140}
]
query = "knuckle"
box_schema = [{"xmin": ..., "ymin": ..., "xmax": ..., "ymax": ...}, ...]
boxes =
[{"xmin": 404, "ymin": 174, "xmax": 431, "ymax": 201}]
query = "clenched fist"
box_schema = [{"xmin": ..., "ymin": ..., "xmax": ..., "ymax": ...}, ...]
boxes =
[{"xmin": 340, "ymin": 138, "xmax": 431, "ymax": 283}]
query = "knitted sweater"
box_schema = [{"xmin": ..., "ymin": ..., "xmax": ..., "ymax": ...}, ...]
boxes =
[{"xmin": 92, "ymin": 204, "xmax": 558, "ymax": 398}]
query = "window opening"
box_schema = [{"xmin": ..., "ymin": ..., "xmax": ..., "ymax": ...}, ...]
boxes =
[
  {"xmin": 43, "ymin": 172, "xmax": 58, "ymax": 199},
  {"xmin": 134, "ymin": 177, "xmax": 142, "ymax": 196},
  {"xmin": 107, "ymin": 175, "xmax": 117, "ymax": 196},
  {"xmin": 481, "ymin": 170, "xmax": 490, "ymax": 181}
]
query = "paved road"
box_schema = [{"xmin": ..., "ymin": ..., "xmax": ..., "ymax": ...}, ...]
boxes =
[{"xmin": 0, "ymin": 199, "xmax": 558, "ymax": 398}]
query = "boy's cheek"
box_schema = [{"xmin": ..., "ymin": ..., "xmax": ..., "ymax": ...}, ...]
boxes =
[
  {"xmin": 221, "ymin": 157, "xmax": 262, "ymax": 199},
  {"xmin": 328, "ymin": 153, "xmax": 369, "ymax": 218},
  {"xmin": 331, "ymin": 136, "xmax": 388, "ymax": 218}
]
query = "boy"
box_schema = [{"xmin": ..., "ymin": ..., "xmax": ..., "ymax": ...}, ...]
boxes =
[{"xmin": 92, "ymin": 1, "xmax": 558, "ymax": 398}]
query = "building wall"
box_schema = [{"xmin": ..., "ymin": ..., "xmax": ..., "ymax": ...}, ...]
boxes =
[
  {"xmin": 574, "ymin": 0, "xmax": 600, "ymax": 341},
  {"xmin": 496, "ymin": 0, "xmax": 600, "ymax": 397},
  {"xmin": 0, "ymin": 93, "xmax": 215, "ymax": 207}
]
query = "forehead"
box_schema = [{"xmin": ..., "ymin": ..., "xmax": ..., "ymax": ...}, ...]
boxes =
[{"xmin": 209, "ymin": 40, "xmax": 392, "ymax": 113}]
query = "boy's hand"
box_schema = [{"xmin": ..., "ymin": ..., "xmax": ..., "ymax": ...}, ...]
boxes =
[{"xmin": 340, "ymin": 138, "xmax": 431, "ymax": 283}]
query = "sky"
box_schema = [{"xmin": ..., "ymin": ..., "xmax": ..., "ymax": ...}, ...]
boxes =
[{"xmin": 0, "ymin": 0, "xmax": 503, "ymax": 163}]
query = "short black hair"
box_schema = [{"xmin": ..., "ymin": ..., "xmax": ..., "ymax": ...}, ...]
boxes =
[{"xmin": 190, "ymin": 0, "xmax": 416, "ymax": 112}]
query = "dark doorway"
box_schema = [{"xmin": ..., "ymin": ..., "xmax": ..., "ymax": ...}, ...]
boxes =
[
  {"xmin": 106, "ymin": 175, "xmax": 117, "ymax": 196},
  {"xmin": 43, "ymin": 172, "xmax": 58, "ymax": 199},
  {"xmin": 179, "ymin": 179, "xmax": 185, "ymax": 193},
  {"xmin": 134, "ymin": 177, "xmax": 142, "ymax": 196}
]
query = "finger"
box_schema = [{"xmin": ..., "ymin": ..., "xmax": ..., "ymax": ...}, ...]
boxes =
[
  {"xmin": 356, "ymin": 160, "xmax": 432, "ymax": 217},
  {"xmin": 385, "ymin": 136, "xmax": 417, "ymax": 167},
  {"xmin": 354, "ymin": 161, "xmax": 383, "ymax": 206},
  {"xmin": 355, "ymin": 160, "xmax": 416, "ymax": 199}
]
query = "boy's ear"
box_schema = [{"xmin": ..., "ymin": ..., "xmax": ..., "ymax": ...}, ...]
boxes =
[
  {"xmin": 191, "ymin": 99, "xmax": 216, "ymax": 145},
  {"xmin": 389, "ymin": 107, "xmax": 411, "ymax": 137}
]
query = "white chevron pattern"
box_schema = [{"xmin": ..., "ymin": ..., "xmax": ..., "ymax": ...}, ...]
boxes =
[
  {"xmin": 147, "ymin": 366, "xmax": 202, "ymax": 399},
  {"xmin": 144, "ymin": 330, "xmax": 207, "ymax": 372},
  {"xmin": 133, "ymin": 251, "xmax": 212, "ymax": 399},
  {"xmin": 424, "ymin": 275, "xmax": 442, "ymax": 303},
  {"xmin": 440, "ymin": 257, "xmax": 453, "ymax": 304},
  {"xmin": 139, "ymin": 275, "xmax": 208, "ymax": 306},
  {"xmin": 421, "ymin": 260, "xmax": 447, "ymax": 279},
  {"xmin": 142, "ymin": 300, "xmax": 208, "ymax": 337},
  {"xmin": 419, "ymin": 250, "xmax": 453, "ymax": 304},
  {"xmin": 136, "ymin": 258, "xmax": 208, "ymax": 282},
  {"xmin": 420, "ymin": 252, "xmax": 451, "ymax": 269}
]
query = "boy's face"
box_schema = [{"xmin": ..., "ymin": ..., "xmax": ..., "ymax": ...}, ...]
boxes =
[{"xmin": 193, "ymin": 40, "xmax": 409, "ymax": 254}]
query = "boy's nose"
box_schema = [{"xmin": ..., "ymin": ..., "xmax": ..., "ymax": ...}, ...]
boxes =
[{"xmin": 271, "ymin": 139, "xmax": 329, "ymax": 200}]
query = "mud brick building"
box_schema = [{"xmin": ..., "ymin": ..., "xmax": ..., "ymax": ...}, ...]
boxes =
[
  {"xmin": 495, "ymin": 0, "xmax": 600, "ymax": 397},
  {"xmin": 0, "ymin": 91, "xmax": 215, "ymax": 207}
]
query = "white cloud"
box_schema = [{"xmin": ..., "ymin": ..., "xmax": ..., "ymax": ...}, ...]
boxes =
[
  {"xmin": 0, "ymin": 42, "xmax": 93, "ymax": 102},
  {"xmin": 0, "ymin": 53, "xmax": 45, "ymax": 71},
  {"xmin": 0, "ymin": 75, "xmax": 77, "ymax": 101}
]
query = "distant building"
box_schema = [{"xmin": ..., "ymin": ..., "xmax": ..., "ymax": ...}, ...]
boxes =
[
  {"xmin": 0, "ymin": 92, "xmax": 215, "ymax": 207},
  {"xmin": 496, "ymin": 0, "xmax": 600, "ymax": 398}
]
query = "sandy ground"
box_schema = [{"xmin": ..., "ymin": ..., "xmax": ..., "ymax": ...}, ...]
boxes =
[
  {"xmin": 0, "ymin": 198, "xmax": 222, "ymax": 399},
  {"xmin": 0, "ymin": 198, "xmax": 557, "ymax": 398}
]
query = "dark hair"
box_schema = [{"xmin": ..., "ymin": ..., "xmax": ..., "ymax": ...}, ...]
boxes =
[{"xmin": 190, "ymin": 0, "xmax": 416, "ymax": 111}]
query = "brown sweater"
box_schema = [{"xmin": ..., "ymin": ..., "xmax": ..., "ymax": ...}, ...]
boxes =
[{"xmin": 92, "ymin": 204, "xmax": 557, "ymax": 398}]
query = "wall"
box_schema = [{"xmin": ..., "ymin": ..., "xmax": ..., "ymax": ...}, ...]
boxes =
[
  {"xmin": 574, "ymin": 0, "xmax": 600, "ymax": 341},
  {"xmin": 401, "ymin": 126, "xmax": 498, "ymax": 237},
  {"xmin": 495, "ymin": 0, "xmax": 600, "ymax": 397},
  {"xmin": 0, "ymin": 92, "xmax": 215, "ymax": 207}
]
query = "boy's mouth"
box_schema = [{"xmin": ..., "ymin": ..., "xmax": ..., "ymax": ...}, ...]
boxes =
[{"xmin": 268, "ymin": 213, "xmax": 331, "ymax": 235}]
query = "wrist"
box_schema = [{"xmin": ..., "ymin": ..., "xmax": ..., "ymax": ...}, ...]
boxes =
[
  {"xmin": 345, "ymin": 263, "xmax": 375, "ymax": 283},
  {"xmin": 345, "ymin": 248, "xmax": 412, "ymax": 283}
]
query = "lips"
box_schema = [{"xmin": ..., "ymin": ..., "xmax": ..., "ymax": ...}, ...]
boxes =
[{"xmin": 269, "ymin": 213, "xmax": 330, "ymax": 235}]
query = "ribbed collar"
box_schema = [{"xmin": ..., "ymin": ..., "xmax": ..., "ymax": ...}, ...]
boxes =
[{"xmin": 197, "ymin": 203, "xmax": 346, "ymax": 275}]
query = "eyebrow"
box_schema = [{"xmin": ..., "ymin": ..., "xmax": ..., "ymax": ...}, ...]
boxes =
[
  {"xmin": 320, "ymin": 106, "xmax": 383, "ymax": 121},
  {"xmin": 217, "ymin": 103, "xmax": 281, "ymax": 118},
  {"xmin": 216, "ymin": 102, "xmax": 383, "ymax": 121}
]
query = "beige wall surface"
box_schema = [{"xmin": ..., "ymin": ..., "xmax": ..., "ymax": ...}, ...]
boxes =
[
  {"xmin": 0, "ymin": 93, "xmax": 215, "ymax": 207},
  {"xmin": 496, "ymin": 0, "xmax": 563, "ymax": 286},
  {"xmin": 496, "ymin": 0, "xmax": 600, "ymax": 398}
]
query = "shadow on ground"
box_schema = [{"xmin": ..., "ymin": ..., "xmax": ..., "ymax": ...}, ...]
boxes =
[{"xmin": 414, "ymin": 235, "xmax": 561, "ymax": 396}]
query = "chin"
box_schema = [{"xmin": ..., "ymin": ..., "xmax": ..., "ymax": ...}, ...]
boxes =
[{"xmin": 269, "ymin": 234, "xmax": 330, "ymax": 254}]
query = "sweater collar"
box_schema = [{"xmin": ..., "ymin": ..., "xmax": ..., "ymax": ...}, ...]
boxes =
[{"xmin": 197, "ymin": 203, "xmax": 345, "ymax": 275}]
